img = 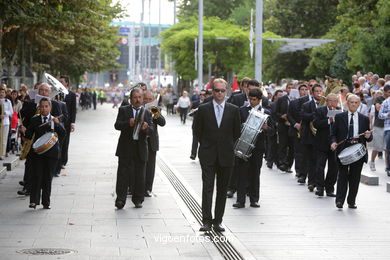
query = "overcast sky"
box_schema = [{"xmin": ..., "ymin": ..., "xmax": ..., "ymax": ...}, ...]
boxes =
[{"xmin": 116, "ymin": 0, "xmax": 175, "ymax": 25}]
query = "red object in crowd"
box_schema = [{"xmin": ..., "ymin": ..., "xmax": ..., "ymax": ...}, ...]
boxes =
[
  {"xmin": 231, "ymin": 76, "xmax": 239, "ymax": 92},
  {"xmin": 206, "ymin": 76, "xmax": 215, "ymax": 90},
  {"xmin": 11, "ymin": 111, "xmax": 18, "ymax": 130}
]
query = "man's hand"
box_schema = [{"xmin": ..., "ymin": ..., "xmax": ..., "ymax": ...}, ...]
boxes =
[
  {"xmin": 294, "ymin": 123, "xmax": 301, "ymax": 131},
  {"xmin": 262, "ymin": 123, "xmax": 269, "ymax": 130},
  {"xmin": 281, "ymin": 114, "xmax": 287, "ymax": 120},
  {"xmin": 141, "ymin": 122, "xmax": 148, "ymax": 131},
  {"xmin": 331, "ymin": 142, "xmax": 337, "ymax": 151},
  {"xmin": 52, "ymin": 117, "xmax": 59, "ymax": 124},
  {"xmin": 129, "ymin": 118, "xmax": 135, "ymax": 127},
  {"xmin": 364, "ymin": 130, "xmax": 372, "ymax": 139},
  {"xmin": 70, "ymin": 125, "xmax": 75, "ymax": 132}
]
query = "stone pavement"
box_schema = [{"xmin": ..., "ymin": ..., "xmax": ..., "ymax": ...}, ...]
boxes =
[{"xmin": 158, "ymin": 112, "xmax": 390, "ymax": 260}]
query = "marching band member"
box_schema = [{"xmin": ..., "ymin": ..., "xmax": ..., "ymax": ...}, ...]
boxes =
[
  {"xmin": 25, "ymin": 98, "xmax": 65, "ymax": 209},
  {"xmin": 300, "ymin": 84, "xmax": 323, "ymax": 191},
  {"xmin": 114, "ymin": 88, "xmax": 153, "ymax": 209},
  {"xmin": 331, "ymin": 94, "xmax": 372, "ymax": 209},
  {"xmin": 143, "ymin": 91, "xmax": 166, "ymax": 197},
  {"xmin": 312, "ymin": 93, "xmax": 339, "ymax": 197},
  {"xmin": 233, "ymin": 88, "xmax": 274, "ymax": 208}
]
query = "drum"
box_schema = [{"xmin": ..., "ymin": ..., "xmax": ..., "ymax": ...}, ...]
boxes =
[
  {"xmin": 32, "ymin": 132, "xmax": 58, "ymax": 155},
  {"xmin": 338, "ymin": 143, "xmax": 367, "ymax": 165},
  {"xmin": 234, "ymin": 109, "xmax": 269, "ymax": 161}
]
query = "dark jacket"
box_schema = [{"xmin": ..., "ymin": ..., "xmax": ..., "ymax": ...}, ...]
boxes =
[
  {"xmin": 275, "ymin": 94, "xmax": 289, "ymax": 124},
  {"xmin": 64, "ymin": 91, "xmax": 77, "ymax": 127},
  {"xmin": 21, "ymin": 99, "xmax": 62, "ymax": 129},
  {"xmin": 194, "ymin": 101, "xmax": 241, "ymax": 167},
  {"xmin": 114, "ymin": 105, "xmax": 153, "ymax": 162},
  {"xmin": 313, "ymin": 106, "xmax": 332, "ymax": 152},
  {"xmin": 149, "ymin": 114, "xmax": 166, "ymax": 152},
  {"xmin": 301, "ymin": 99, "xmax": 318, "ymax": 145},
  {"xmin": 330, "ymin": 111, "xmax": 372, "ymax": 163}
]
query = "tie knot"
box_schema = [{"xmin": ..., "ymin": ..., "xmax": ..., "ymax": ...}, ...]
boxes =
[
  {"xmin": 351, "ymin": 113, "xmax": 354, "ymax": 116},
  {"xmin": 134, "ymin": 107, "xmax": 140, "ymax": 111}
]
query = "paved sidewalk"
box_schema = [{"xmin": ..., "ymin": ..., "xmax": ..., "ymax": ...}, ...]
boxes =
[
  {"xmin": 0, "ymin": 104, "xmax": 218, "ymax": 260},
  {"xmin": 158, "ymin": 114, "xmax": 390, "ymax": 260}
]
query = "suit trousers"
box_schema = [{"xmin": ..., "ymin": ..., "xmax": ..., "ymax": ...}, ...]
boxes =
[
  {"xmin": 61, "ymin": 127, "xmax": 71, "ymax": 166},
  {"xmin": 265, "ymin": 134, "xmax": 278, "ymax": 165},
  {"xmin": 293, "ymin": 135, "xmax": 305, "ymax": 176},
  {"xmin": 30, "ymin": 157, "xmax": 57, "ymax": 206},
  {"xmin": 23, "ymin": 158, "xmax": 33, "ymax": 192},
  {"xmin": 315, "ymin": 149, "xmax": 338, "ymax": 193},
  {"xmin": 227, "ymin": 158, "xmax": 240, "ymax": 192},
  {"xmin": 302, "ymin": 144, "xmax": 317, "ymax": 185},
  {"xmin": 200, "ymin": 162, "xmax": 232, "ymax": 225},
  {"xmin": 116, "ymin": 156, "xmax": 146, "ymax": 205},
  {"xmin": 145, "ymin": 142, "xmax": 156, "ymax": 192},
  {"xmin": 277, "ymin": 124, "xmax": 294, "ymax": 168},
  {"xmin": 191, "ymin": 131, "xmax": 199, "ymax": 157},
  {"xmin": 236, "ymin": 152, "xmax": 263, "ymax": 204},
  {"xmin": 336, "ymin": 159, "xmax": 364, "ymax": 206}
]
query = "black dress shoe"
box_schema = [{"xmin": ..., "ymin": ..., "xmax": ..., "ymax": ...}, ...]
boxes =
[
  {"xmin": 213, "ymin": 223, "xmax": 225, "ymax": 232},
  {"xmin": 226, "ymin": 190, "xmax": 234, "ymax": 198},
  {"xmin": 297, "ymin": 177, "xmax": 306, "ymax": 184},
  {"xmin": 61, "ymin": 165, "xmax": 65, "ymax": 169},
  {"xmin": 199, "ymin": 223, "xmax": 212, "ymax": 232},
  {"xmin": 266, "ymin": 162, "xmax": 273, "ymax": 169},
  {"xmin": 348, "ymin": 204, "xmax": 357, "ymax": 209},
  {"xmin": 115, "ymin": 201, "xmax": 125, "ymax": 209},
  {"xmin": 250, "ymin": 202, "xmax": 260, "ymax": 208},
  {"xmin": 233, "ymin": 202, "xmax": 245, "ymax": 208},
  {"xmin": 134, "ymin": 203, "xmax": 143, "ymax": 208},
  {"xmin": 29, "ymin": 203, "xmax": 36, "ymax": 209},
  {"xmin": 315, "ymin": 189, "xmax": 324, "ymax": 197},
  {"xmin": 308, "ymin": 184, "xmax": 315, "ymax": 192},
  {"xmin": 43, "ymin": 205, "xmax": 51, "ymax": 209},
  {"xmin": 190, "ymin": 155, "xmax": 196, "ymax": 160},
  {"xmin": 336, "ymin": 202, "xmax": 343, "ymax": 209},
  {"xmin": 326, "ymin": 192, "xmax": 336, "ymax": 197},
  {"xmin": 286, "ymin": 168, "xmax": 293, "ymax": 173},
  {"xmin": 278, "ymin": 164, "xmax": 288, "ymax": 172},
  {"xmin": 144, "ymin": 190, "xmax": 152, "ymax": 197},
  {"xmin": 19, "ymin": 181, "xmax": 25, "ymax": 186},
  {"xmin": 17, "ymin": 189, "xmax": 30, "ymax": 196}
]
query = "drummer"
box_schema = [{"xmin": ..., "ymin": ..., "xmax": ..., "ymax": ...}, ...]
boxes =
[
  {"xmin": 25, "ymin": 98, "xmax": 65, "ymax": 209},
  {"xmin": 330, "ymin": 94, "xmax": 372, "ymax": 209},
  {"xmin": 233, "ymin": 88, "xmax": 275, "ymax": 209}
]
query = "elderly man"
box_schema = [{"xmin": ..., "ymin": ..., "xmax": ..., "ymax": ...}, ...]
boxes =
[
  {"xmin": 331, "ymin": 94, "xmax": 372, "ymax": 209},
  {"xmin": 379, "ymin": 85, "xmax": 390, "ymax": 176}
]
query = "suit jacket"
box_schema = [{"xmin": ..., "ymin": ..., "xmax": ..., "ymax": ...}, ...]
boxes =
[
  {"xmin": 64, "ymin": 91, "xmax": 77, "ymax": 127},
  {"xmin": 25, "ymin": 115, "xmax": 66, "ymax": 159},
  {"xmin": 240, "ymin": 105, "xmax": 275, "ymax": 154},
  {"xmin": 287, "ymin": 95, "xmax": 310, "ymax": 136},
  {"xmin": 21, "ymin": 99, "xmax": 62, "ymax": 129},
  {"xmin": 114, "ymin": 105, "xmax": 153, "ymax": 162},
  {"xmin": 149, "ymin": 114, "xmax": 166, "ymax": 152},
  {"xmin": 330, "ymin": 111, "xmax": 372, "ymax": 162},
  {"xmin": 227, "ymin": 90, "xmax": 242, "ymax": 103},
  {"xmin": 275, "ymin": 94, "xmax": 289, "ymax": 124},
  {"xmin": 301, "ymin": 100, "xmax": 318, "ymax": 145},
  {"xmin": 194, "ymin": 101, "xmax": 241, "ymax": 167},
  {"xmin": 58, "ymin": 101, "xmax": 69, "ymax": 130},
  {"xmin": 313, "ymin": 106, "xmax": 333, "ymax": 152}
]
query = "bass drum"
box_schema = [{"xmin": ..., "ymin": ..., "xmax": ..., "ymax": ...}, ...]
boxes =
[{"xmin": 32, "ymin": 132, "xmax": 58, "ymax": 155}]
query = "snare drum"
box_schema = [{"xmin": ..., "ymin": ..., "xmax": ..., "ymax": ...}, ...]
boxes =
[
  {"xmin": 32, "ymin": 132, "xmax": 58, "ymax": 155},
  {"xmin": 338, "ymin": 143, "xmax": 367, "ymax": 165}
]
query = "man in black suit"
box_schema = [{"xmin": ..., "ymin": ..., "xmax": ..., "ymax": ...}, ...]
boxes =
[
  {"xmin": 144, "ymin": 91, "xmax": 166, "ymax": 197},
  {"xmin": 287, "ymin": 84, "xmax": 309, "ymax": 177},
  {"xmin": 313, "ymin": 93, "xmax": 339, "ymax": 197},
  {"xmin": 195, "ymin": 78, "xmax": 241, "ymax": 232},
  {"xmin": 114, "ymin": 88, "xmax": 153, "ymax": 209},
  {"xmin": 233, "ymin": 88, "xmax": 274, "ymax": 208},
  {"xmin": 300, "ymin": 84, "xmax": 323, "ymax": 190},
  {"xmin": 190, "ymin": 89, "xmax": 206, "ymax": 160},
  {"xmin": 275, "ymin": 84, "xmax": 294, "ymax": 171},
  {"xmin": 331, "ymin": 94, "xmax": 372, "ymax": 209},
  {"xmin": 59, "ymin": 76, "xmax": 77, "ymax": 168},
  {"xmin": 53, "ymin": 96, "xmax": 69, "ymax": 177},
  {"xmin": 226, "ymin": 77, "xmax": 249, "ymax": 103}
]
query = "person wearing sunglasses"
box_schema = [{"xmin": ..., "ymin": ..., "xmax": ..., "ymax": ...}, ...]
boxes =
[{"xmin": 194, "ymin": 78, "xmax": 241, "ymax": 232}]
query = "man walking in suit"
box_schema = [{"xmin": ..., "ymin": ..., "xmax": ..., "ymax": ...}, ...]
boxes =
[
  {"xmin": 195, "ymin": 78, "xmax": 241, "ymax": 232},
  {"xmin": 114, "ymin": 88, "xmax": 153, "ymax": 209},
  {"xmin": 313, "ymin": 93, "xmax": 338, "ymax": 197},
  {"xmin": 331, "ymin": 94, "xmax": 372, "ymax": 209},
  {"xmin": 59, "ymin": 76, "xmax": 77, "ymax": 168},
  {"xmin": 190, "ymin": 89, "xmax": 206, "ymax": 160}
]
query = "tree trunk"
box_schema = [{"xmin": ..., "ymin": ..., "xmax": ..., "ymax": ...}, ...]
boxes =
[
  {"xmin": 20, "ymin": 28, "xmax": 26, "ymax": 84},
  {"xmin": 0, "ymin": 19, "xmax": 4, "ymax": 80}
]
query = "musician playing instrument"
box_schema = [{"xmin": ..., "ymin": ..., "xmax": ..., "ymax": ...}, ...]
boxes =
[
  {"xmin": 312, "ymin": 94, "xmax": 339, "ymax": 197},
  {"xmin": 114, "ymin": 88, "xmax": 153, "ymax": 209},
  {"xmin": 330, "ymin": 94, "xmax": 372, "ymax": 209},
  {"xmin": 233, "ymin": 88, "xmax": 274, "ymax": 209},
  {"xmin": 300, "ymin": 84, "xmax": 323, "ymax": 191},
  {"xmin": 25, "ymin": 98, "xmax": 66, "ymax": 209},
  {"xmin": 143, "ymin": 90, "xmax": 165, "ymax": 197}
]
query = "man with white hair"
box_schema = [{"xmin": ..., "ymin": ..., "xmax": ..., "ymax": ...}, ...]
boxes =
[
  {"xmin": 384, "ymin": 75, "xmax": 390, "ymax": 86},
  {"xmin": 331, "ymin": 94, "xmax": 372, "ymax": 209},
  {"xmin": 358, "ymin": 77, "xmax": 370, "ymax": 92}
]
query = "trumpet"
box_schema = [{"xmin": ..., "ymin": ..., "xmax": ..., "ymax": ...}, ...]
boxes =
[
  {"xmin": 310, "ymin": 121, "xmax": 317, "ymax": 136},
  {"xmin": 149, "ymin": 106, "xmax": 161, "ymax": 119}
]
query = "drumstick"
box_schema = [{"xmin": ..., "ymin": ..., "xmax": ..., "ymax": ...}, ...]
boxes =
[
  {"xmin": 336, "ymin": 130, "xmax": 374, "ymax": 146},
  {"xmin": 38, "ymin": 114, "xmax": 64, "ymax": 127}
]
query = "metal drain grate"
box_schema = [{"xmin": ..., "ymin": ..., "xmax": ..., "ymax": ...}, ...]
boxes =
[
  {"xmin": 157, "ymin": 157, "xmax": 244, "ymax": 260},
  {"xmin": 17, "ymin": 248, "xmax": 76, "ymax": 255}
]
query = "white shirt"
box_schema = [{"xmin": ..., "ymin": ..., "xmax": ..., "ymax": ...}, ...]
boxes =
[
  {"xmin": 41, "ymin": 114, "xmax": 54, "ymax": 129},
  {"xmin": 358, "ymin": 103, "xmax": 368, "ymax": 116},
  {"xmin": 348, "ymin": 111, "xmax": 359, "ymax": 137},
  {"xmin": 247, "ymin": 103, "xmax": 261, "ymax": 111},
  {"xmin": 0, "ymin": 99, "xmax": 13, "ymax": 126},
  {"xmin": 213, "ymin": 100, "xmax": 225, "ymax": 128},
  {"xmin": 177, "ymin": 96, "xmax": 191, "ymax": 108},
  {"xmin": 132, "ymin": 106, "xmax": 141, "ymax": 118}
]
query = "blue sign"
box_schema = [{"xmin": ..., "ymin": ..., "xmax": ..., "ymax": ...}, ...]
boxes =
[{"xmin": 119, "ymin": 27, "xmax": 130, "ymax": 34}]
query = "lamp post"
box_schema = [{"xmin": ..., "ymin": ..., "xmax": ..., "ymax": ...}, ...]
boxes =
[
  {"xmin": 255, "ymin": 0, "xmax": 263, "ymax": 82},
  {"xmin": 197, "ymin": 0, "xmax": 203, "ymax": 90}
]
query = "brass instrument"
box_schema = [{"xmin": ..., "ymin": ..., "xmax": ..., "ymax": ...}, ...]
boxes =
[
  {"xmin": 20, "ymin": 136, "xmax": 34, "ymax": 160},
  {"xmin": 310, "ymin": 121, "xmax": 317, "ymax": 136},
  {"xmin": 149, "ymin": 106, "xmax": 161, "ymax": 119}
]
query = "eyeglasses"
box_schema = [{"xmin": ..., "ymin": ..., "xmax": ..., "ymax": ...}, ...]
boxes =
[{"xmin": 213, "ymin": 89, "xmax": 226, "ymax": 93}]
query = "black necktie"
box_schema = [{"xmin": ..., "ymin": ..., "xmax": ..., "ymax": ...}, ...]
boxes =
[
  {"xmin": 315, "ymin": 101, "xmax": 319, "ymax": 106},
  {"xmin": 43, "ymin": 116, "xmax": 48, "ymax": 123},
  {"xmin": 348, "ymin": 113, "xmax": 354, "ymax": 138},
  {"xmin": 134, "ymin": 108, "xmax": 139, "ymax": 118}
]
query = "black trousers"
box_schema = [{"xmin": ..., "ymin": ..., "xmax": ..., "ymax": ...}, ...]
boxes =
[
  {"xmin": 302, "ymin": 144, "xmax": 317, "ymax": 185},
  {"xmin": 116, "ymin": 156, "xmax": 146, "ymax": 205},
  {"xmin": 23, "ymin": 158, "xmax": 33, "ymax": 192},
  {"xmin": 336, "ymin": 159, "xmax": 364, "ymax": 206},
  {"xmin": 277, "ymin": 124, "xmax": 294, "ymax": 168},
  {"xmin": 265, "ymin": 134, "xmax": 278, "ymax": 166},
  {"xmin": 30, "ymin": 157, "xmax": 57, "ymax": 206},
  {"xmin": 293, "ymin": 135, "xmax": 305, "ymax": 176},
  {"xmin": 54, "ymin": 138, "xmax": 65, "ymax": 176},
  {"xmin": 191, "ymin": 131, "xmax": 199, "ymax": 157},
  {"xmin": 61, "ymin": 127, "xmax": 71, "ymax": 166},
  {"xmin": 227, "ymin": 157, "xmax": 240, "ymax": 192},
  {"xmin": 200, "ymin": 163, "xmax": 232, "ymax": 225},
  {"xmin": 179, "ymin": 107, "xmax": 188, "ymax": 123},
  {"xmin": 236, "ymin": 152, "xmax": 263, "ymax": 204},
  {"xmin": 145, "ymin": 142, "xmax": 156, "ymax": 192},
  {"xmin": 315, "ymin": 149, "xmax": 338, "ymax": 193}
]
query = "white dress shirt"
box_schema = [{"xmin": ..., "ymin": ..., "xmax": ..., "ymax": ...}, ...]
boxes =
[
  {"xmin": 41, "ymin": 114, "xmax": 54, "ymax": 129},
  {"xmin": 348, "ymin": 111, "xmax": 359, "ymax": 137},
  {"xmin": 213, "ymin": 100, "xmax": 225, "ymax": 128},
  {"xmin": 0, "ymin": 99, "xmax": 13, "ymax": 126}
]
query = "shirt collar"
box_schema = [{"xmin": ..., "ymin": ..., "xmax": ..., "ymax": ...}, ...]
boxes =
[
  {"xmin": 212, "ymin": 99, "xmax": 225, "ymax": 109},
  {"xmin": 348, "ymin": 111, "xmax": 357, "ymax": 116},
  {"xmin": 41, "ymin": 114, "xmax": 51, "ymax": 119}
]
